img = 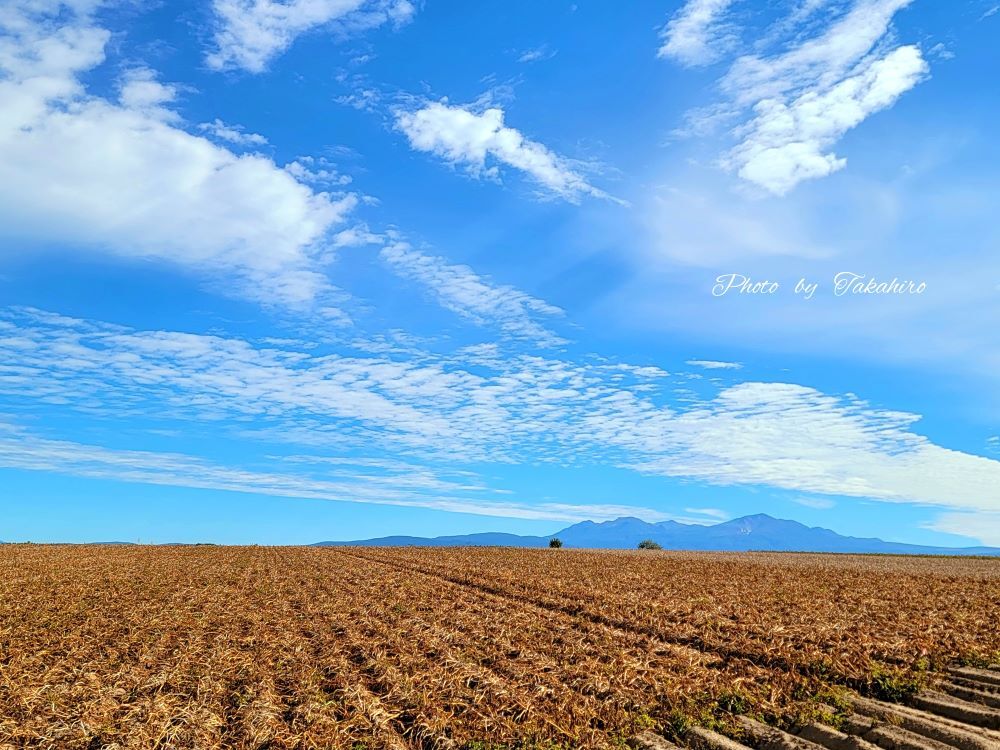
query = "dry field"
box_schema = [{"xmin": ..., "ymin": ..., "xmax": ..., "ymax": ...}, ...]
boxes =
[{"xmin": 0, "ymin": 545, "xmax": 998, "ymax": 749}]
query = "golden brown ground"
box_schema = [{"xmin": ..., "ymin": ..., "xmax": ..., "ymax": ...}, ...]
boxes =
[{"xmin": 1, "ymin": 545, "xmax": 997, "ymax": 749}]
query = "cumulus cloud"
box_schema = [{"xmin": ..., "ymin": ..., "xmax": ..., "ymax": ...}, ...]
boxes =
[
  {"xmin": 722, "ymin": 0, "xmax": 927, "ymax": 194},
  {"xmin": 395, "ymin": 101, "xmax": 621, "ymax": 204},
  {"xmin": 727, "ymin": 44, "xmax": 928, "ymax": 194},
  {"xmin": 116, "ymin": 66, "xmax": 179, "ymax": 113},
  {"xmin": 0, "ymin": 1, "xmax": 358, "ymax": 311},
  {"xmin": 380, "ymin": 242, "xmax": 566, "ymax": 347},
  {"xmin": 658, "ymin": 0, "xmax": 738, "ymax": 66},
  {"xmin": 207, "ymin": 0, "xmax": 415, "ymax": 73},
  {"xmin": 665, "ymin": 0, "xmax": 928, "ymax": 193}
]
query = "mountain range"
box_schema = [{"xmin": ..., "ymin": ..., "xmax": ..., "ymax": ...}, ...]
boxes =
[{"xmin": 314, "ymin": 514, "xmax": 1000, "ymax": 555}]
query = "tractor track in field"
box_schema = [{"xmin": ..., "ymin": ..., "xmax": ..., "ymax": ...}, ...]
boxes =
[
  {"xmin": 5, "ymin": 544, "xmax": 998, "ymax": 749},
  {"xmin": 336, "ymin": 548, "xmax": 1000, "ymax": 750},
  {"xmin": 332, "ymin": 548, "xmax": 746, "ymax": 734},
  {"xmin": 335, "ymin": 548, "xmax": 842, "ymax": 685}
]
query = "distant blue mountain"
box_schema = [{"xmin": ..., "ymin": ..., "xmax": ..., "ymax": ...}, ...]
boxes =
[{"xmin": 314, "ymin": 513, "xmax": 1000, "ymax": 555}]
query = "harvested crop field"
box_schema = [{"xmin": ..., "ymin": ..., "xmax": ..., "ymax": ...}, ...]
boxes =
[{"xmin": 1, "ymin": 546, "xmax": 998, "ymax": 749}]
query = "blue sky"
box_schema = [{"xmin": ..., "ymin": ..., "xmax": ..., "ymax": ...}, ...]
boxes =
[{"xmin": 1, "ymin": 0, "xmax": 999, "ymax": 545}]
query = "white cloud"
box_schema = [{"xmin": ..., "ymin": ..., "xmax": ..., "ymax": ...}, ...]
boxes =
[
  {"xmin": 379, "ymin": 242, "xmax": 566, "ymax": 347},
  {"xmin": 686, "ymin": 359, "xmax": 743, "ymax": 370},
  {"xmin": 4, "ymin": 309, "xmax": 1000, "ymax": 528},
  {"xmin": 623, "ymin": 382, "xmax": 1000, "ymax": 515},
  {"xmin": 926, "ymin": 42, "xmax": 954, "ymax": 61},
  {"xmin": 335, "ymin": 85, "xmax": 382, "ymax": 112},
  {"xmin": 117, "ymin": 66, "xmax": 179, "ymax": 113},
  {"xmin": 516, "ymin": 45, "xmax": 557, "ymax": 64},
  {"xmin": 658, "ymin": 0, "xmax": 738, "ymax": 66},
  {"xmin": 198, "ymin": 118, "xmax": 269, "ymax": 147},
  {"xmin": 684, "ymin": 506, "xmax": 730, "ymax": 520},
  {"xmin": 720, "ymin": 0, "xmax": 916, "ymax": 106},
  {"xmin": 0, "ymin": 2, "xmax": 358, "ymax": 312},
  {"xmin": 394, "ymin": 101, "xmax": 621, "ymax": 204},
  {"xmin": 667, "ymin": 0, "xmax": 929, "ymax": 193},
  {"xmin": 728, "ymin": 44, "xmax": 928, "ymax": 195},
  {"xmin": 0, "ymin": 423, "xmax": 665, "ymax": 524},
  {"xmin": 284, "ymin": 155, "xmax": 353, "ymax": 186},
  {"xmin": 790, "ymin": 495, "xmax": 836, "ymax": 509},
  {"xmin": 925, "ymin": 512, "xmax": 1000, "ymax": 547},
  {"xmin": 206, "ymin": 0, "xmax": 415, "ymax": 73}
]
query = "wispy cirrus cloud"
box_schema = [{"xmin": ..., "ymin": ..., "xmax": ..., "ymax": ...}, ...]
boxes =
[
  {"xmin": 719, "ymin": 0, "xmax": 918, "ymax": 107},
  {"xmin": 790, "ymin": 495, "xmax": 836, "ymax": 510},
  {"xmin": 684, "ymin": 506, "xmax": 731, "ymax": 521},
  {"xmin": 0, "ymin": 1, "xmax": 359, "ymax": 314},
  {"xmin": 658, "ymin": 0, "xmax": 739, "ymax": 66},
  {"xmin": 394, "ymin": 101, "xmax": 622, "ymax": 204},
  {"xmin": 3, "ymin": 308, "xmax": 1000, "ymax": 540},
  {"xmin": 686, "ymin": 359, "xmax": 743, "ymax": 370},
  {"xmin": 0, "ymin": 423, "xmax": 664, "ymax": 523},
  {"xmin": 379, "ymin": 242, "xmax": 567, "ymax": 347},
  {"xmin": 620, "ymin": 382, "xmax": 1000, "ymax": 518},
  {"xmin": 206, "ymin": 0, "xmax": 416, "ymax": 73},
  {"xmin": 516, "ymin": 45, "xmax": 557, "ymax": 64},
  {"xmin": 924, "ymin": 512, "xmax": 1000, "ymax": 547}
]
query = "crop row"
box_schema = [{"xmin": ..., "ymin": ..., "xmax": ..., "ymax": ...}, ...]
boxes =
[
  {"xmin": 346, "ymin": 548, "xmax": 1000, "ymax": 686},
  {"xmin": 2, "ymin": 545, "xmax": 997, "ymax": 749}
]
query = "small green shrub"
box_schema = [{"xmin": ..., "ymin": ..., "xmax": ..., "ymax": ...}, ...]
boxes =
[
  {"xmin": 956, "ymin": 650, "xmax": 1000, "ymax": 669},
  {"xmin": 548, "ymin": 538, "xmax": 563, "ymax": 548},
  {"xmin": 869, "ymin": 665, "xmax": 924, "ymax": 702},
  {"xmin": 638, "ymin": 539, "xmax": 663, "ymax": 550},
  {"xmin": 717, "ymin": 691, "xmax": 750, "ymax": 714},
  {"xmin": 663, "ymin": 709, "xmax": 692, "ymax": 738}
]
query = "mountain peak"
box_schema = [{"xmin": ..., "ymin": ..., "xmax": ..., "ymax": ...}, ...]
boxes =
[
  {"xmin": 315, "ymin": 513, "xmax": 1000, "ymax": 556},
  {"xmin": 727, "ymin": 513, "xmax": 782, "ymax": 524}
]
